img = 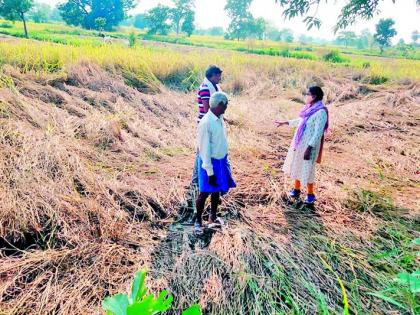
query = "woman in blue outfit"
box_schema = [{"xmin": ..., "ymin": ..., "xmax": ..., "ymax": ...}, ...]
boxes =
[{"xmin": 195, "ymin": 92, "xmax": 236, "ymax": 234}]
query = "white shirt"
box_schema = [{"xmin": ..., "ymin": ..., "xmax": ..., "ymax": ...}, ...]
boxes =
[{"xmin": 198, "ymin": 110, "xmax": 228, "ymax": 176}]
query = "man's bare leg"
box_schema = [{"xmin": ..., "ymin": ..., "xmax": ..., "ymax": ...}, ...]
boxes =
[
  {"xmin": 195, "ymin": 192, "xmax": 209, "ymax": 226},
  {"xmin": 209, "ymin": 193, "xmax": 220, "ymax": 223}
]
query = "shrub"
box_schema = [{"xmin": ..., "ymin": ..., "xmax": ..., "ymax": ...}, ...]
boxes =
[
  {"xmin": 128, "ymin": 32, "xmax": 137, "ymax": 48},
  {"xmin": 323, "ymin": 50, "xmax": 348, "ymax": 63},
  {"xmin": 0, "ymin": 22, "xmax": 13, "ymax": 28},
  {"xmin": 365, "ymin": 75, "xmax": 389, "ymax": 85}
]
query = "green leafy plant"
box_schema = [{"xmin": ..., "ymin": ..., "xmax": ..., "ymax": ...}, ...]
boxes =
[
  {"xmin": 369, "ymin": 270, "xmax": 419, "ymax": 314},
  {"xmin": 128, "ymin": 32, "xmax": 137, "ymax": 48},
  {"xmin": 323, "ymin": 50, "xmax": 348, "ymax": 63},
  {"xmin": 102, "ymin": 270, "xmax": 201, "ymax": 315}
]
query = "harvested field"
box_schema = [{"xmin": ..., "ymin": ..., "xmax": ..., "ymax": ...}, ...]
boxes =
[{"xmin": 0, "ymin": 39, "xmax": 419, "ymax": 314}]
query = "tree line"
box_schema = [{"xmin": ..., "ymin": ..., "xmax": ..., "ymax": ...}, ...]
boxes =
[{"xmin": 0, "ymin": 0, "xmax": 419, "ymax": 54}]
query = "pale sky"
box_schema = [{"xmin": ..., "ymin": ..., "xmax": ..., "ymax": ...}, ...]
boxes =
[{"xmin": 42, "ymin": 0, "xmax": 420, "ymax": 43}]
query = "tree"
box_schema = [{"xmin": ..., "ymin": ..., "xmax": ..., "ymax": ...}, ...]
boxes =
[
  {"xmin": 225, "ymin": 0, "xmax": 253, "ymax": 41},
  {"xmin": 181, "ymin": 9, "xmax": 195, "ymax": 37},
  {"xmin": 58, "ymin": 0, "xmax": 136, "ymax": 31},
  {"xmin": 273, "ymin": 0, "xmax": 420, "ymax": 32},
  {"xmin": 298, "ymin": 34, "xmax": 313, "ymax": 44},
  {"xmin": 396, "ymin": 39, "xmax": 414, "ymax": 57},
  {"xmin": 28, "ymin": 2, "xmax": 51, "ymax": 23},
  {"xmin": 133, "ymin": 13, "xmax": 148, "ymax": 29},
  {"xmin": 50, "ymin": 6, "xmax": 63, "ymax": 22},
  {"xmin": 281, "ymin": 28, "xmax": 294, "ymax": 42},
  {"xmin": 336, "ymin": 31, "xmax": 357, "ymax": 48},
  {"xmin": 251, "ymin": 17, "xmax": 266, "ymax": 40},
  {"xmin": 412, "ymin": 30, "xmax": 419, "ymax": 46},
  {"xmin": 145, "ymin": 4, "xmax": 172, "ymax": 35},
  {"xmin": 265, "ymin": 22, "xmax": 282, "ymax": 41},
  {"xmin": 0, "ymin": 0, "xmax": 33, "ymax": 38},
  {"xmin": 209, "ymin": 26, "xmax": 224, "ymax": 36},
  {"xmin": 355, "ymin": 29, "xmax": 373, "ymax": 49},
  {"xmin": 374, "ymin": 18, "xmax": 397, "ymax": 54},
  {"xmin": 94, "ymin": 17, "xmax": 106, "ymax": 33},
  {"xmin": 171, "ymin": 0, "xmax": 194, "ymax": 35}
]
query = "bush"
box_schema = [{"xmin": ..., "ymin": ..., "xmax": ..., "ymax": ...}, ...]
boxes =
[
  {"xmin": 323, "ymin": 50, "xmax": 348, "ymax": 63},
  {"xmin": 365, "ymin": 75, "xmax": 389, "ymax": 85},
  {"xmin": 0, "ymin": 22, "xmax": 13, "ymax": 28},
  {"xmin": 128, "ymin": 32, "xmax": 137, "ymax": 48}
]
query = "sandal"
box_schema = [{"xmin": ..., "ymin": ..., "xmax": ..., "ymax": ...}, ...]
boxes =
[
  {"xmin": 208, "ymin": 217, "xmax": 224, "ymax": 229},
  {"xmin": 194, "ymin": 223, "xmax": 204, "ymax": 235}
]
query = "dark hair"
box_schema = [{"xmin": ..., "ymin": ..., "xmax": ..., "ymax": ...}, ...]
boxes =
[
  {"xmin": 205, "ymin": 65, "xmax": 222, "ymax": 79},
  {"xmin": 309, "ymin": 86, "xmax": 324, "ymax": 102}
]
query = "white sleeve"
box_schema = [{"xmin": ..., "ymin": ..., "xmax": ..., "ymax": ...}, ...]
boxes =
[
  {"xmin": 198, "ymin": 122, "xmax": 214, "ymax": 176},
  {"xmin": 288, "ymin": 118, "xmax": 301, "ymax": 127},
  {"xmin": 308, "ymin": 110, "xmax": 328, "ymax": 147}
]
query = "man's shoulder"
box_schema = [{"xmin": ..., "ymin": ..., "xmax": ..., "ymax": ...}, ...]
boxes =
[
  {"xmin": 198, "ymin": 112, "xmax": 213, "ymax": 126},
  {"xmin": 199, "ymin": 82, "xmax": 210, "ymax": 90}
]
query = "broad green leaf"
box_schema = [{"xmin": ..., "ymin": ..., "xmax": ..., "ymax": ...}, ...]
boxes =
[
  {"xmin": 131, "ymin": 270, "xmax": 148, "ymax": 303},
  {"xmin": 182, "ymin": 304, "xmax": 202, "ymax": 315},
  {"xmin": 396, "ymin": 270, "xmax": 420, "ymax": 293},
  {"xmin": 152, "ymin": 290, "xmax": 173, "ymax": 313},
  {"xmin": 127, "ymin": 302, "xmax": 151, "ymax": 315},
  {"xmin": 102, "ymin": 293, "xmax": 129, "ymax": 315},
  {"xmin": 127, "ymin": 295, "xmax": 155, "ymax": 315},
  {"xmin": 412, "ymin": 238, "xmax": 420, "ymax": 246}
]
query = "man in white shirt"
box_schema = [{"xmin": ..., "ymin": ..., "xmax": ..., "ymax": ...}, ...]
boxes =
[
  {"xmin": 195, "ymin": 92, "xmax": 236, "ymax": 234},
  {"xmin": 192, "ymin": 65, "xmax": 223, "ymax": 187}
]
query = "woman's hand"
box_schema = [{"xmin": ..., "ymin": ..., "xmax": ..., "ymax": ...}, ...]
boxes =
[
  {"xmin": 275, "ymin": 120, "xmax": 288, "ymax": 127},
  {"xmin": 304, "ymin": 146, "xmax": 313, "ymax": 160}
]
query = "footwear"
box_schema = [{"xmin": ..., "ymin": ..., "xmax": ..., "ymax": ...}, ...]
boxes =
[
  {"xmin": 194, "ymin": 222, "xmax": 204, "ymax": 235},
  {"xmin": 304, "ymin": 194, "xmax": 316, "ymax": 204},
  {"xmin": 288, "ymin": 189, "xmax": 301, "ymax": 199},
  {"xmin": 208, "ymin": 217, "xmax": 224, "ymax": 229}
]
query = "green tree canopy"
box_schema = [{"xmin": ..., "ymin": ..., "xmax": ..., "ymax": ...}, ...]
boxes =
[
  {"xmin": 280, "ymin": 28, "xmax": 294, "ymax": 42},
  {"xmin": 336, "ymin": 31, "xmax": 357, "ymax": 47},
  {"xmin": 225, "ymin": 0, "xmax": 253, "ymax": 40},
  {"xmin": 374, "ymin": 18, "xmax": 397, "ymax": 53},
  {"xmin": 181, "ymin": 9, "xmax": 195, "ymax": 37},
  {"xmin": 28, "ymin": 2, "xmax": 51, "ymax": 23},
  {"xmin": 58, "ymin": 0, "xmax": 136, "ymax": 31},
  {"xmin": 171, "ymin": 0, "xmax": 194, "ymax": 35},
  {"xmin": 133, "ymin": 13, "xmax": 148, "ymax": 29},
  {"xmin": 50, "ymin": 6, "xmax": 63, "ymax": 22},
  {"xmin": 0, "ymin": 0, "xmax": 33, "ymax": 38},
  {"xmin": 145, "ymin": 4, "xmax": 172, "ymax": 35},
  {"xmin": 273, "ymin": 0, "xmax": 420, "ymax": 32},
  {"xmin": 209, "ymin": 27, "xmax": 224, "ymax": 36}
]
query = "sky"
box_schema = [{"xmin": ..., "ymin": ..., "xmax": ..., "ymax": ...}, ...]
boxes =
[{"xmin": 41, "ymin": 0, "xmax": 420, "ymax": 43}]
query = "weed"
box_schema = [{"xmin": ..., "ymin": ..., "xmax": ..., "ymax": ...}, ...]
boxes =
[
  {"xmin": 365, "ymin": 75, "xmax": 389, "ymax": 85},
  {"xmin": 102, "ymin": 270, "xmax": 201, "ymax": 315},
  {"xmin": 349, "ymin": 189, "xmax": 403, "ymax": 219},
  {"xmin": 323, "ymin": 50, "xmax": 349, "ymax": 63},
  {"xmin": 128, "ymin": 32, "xmax": 137, "ymax": 48}
]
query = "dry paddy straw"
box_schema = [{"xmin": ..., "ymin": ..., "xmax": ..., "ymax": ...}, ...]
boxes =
[{"xmin": 0, "ymin": 39, "xmax": 419, "ymax": 314}]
